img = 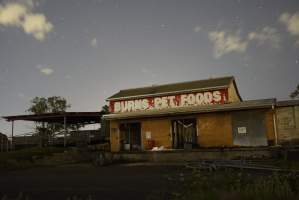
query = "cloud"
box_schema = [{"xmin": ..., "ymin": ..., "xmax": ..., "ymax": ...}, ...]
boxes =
[
  {"xmin": 65, "ymin": 74, "xmax": 72, "ymax": 79},
  {"xmin": 248, "ymin": 26, "xmax": 281, "ymax": 48},
  {"xmin": 208, "ymin": 30, "xmax": 248, "ymax": 58},
  {"xmin": 279, "ymin": 11, "xmax": 299, "ymax": 46},
  {"xmin": 40, "ymin": 68, "xmax": 53, "ymax": 75},
  {"xmin": 18, "ymin": 92, "xmax": 25, "ymax": 99},
  {"xmin": 141, "ymin": 67, "xmax": 157, "ymax": 78},
  {"xmin": 22, "ymin": 13, "xmax": 53, "ymax": 41},
  {"xmin": 193, "ymin": 25, "xmax": 202, "ymax": 33},
  {"xmin": 91, "ymin": 38, "xmax": 98, "ymax": 48},
  {"xmin": 36, "ymin": 65, "xmax": 54, "ymax": 75},
  {"xmin": 0, "ymin": 3, "xmax": 27, "ymax": 26},
  {"xmin": 0, "ymin": 1, "xmax": 53, "ymax": 41}
]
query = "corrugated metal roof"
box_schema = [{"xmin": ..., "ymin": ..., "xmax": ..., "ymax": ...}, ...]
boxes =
[
  {"xmin": 103, "ymin": 98, "xmax": 275, "ymax": 120},
  {"xmin": 277, "ymin": 100, "xmax": 299, "ymax": 107},
  {"xmin": 2, "ymin": 112, "xmax": 104, "ymax": 124},
  {"xmin": 107, "ymin": 76, "xmax": 235, "ymax": 100}
]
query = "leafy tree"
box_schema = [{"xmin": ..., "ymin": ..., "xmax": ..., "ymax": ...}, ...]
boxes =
[
  {"xmin": 100, "ymin": 105, "xmax": 110, "ymax": 138},
  {"xmin": 28, "ymin": 96, "xmax": 70, "ymax": 114},
  {"xmin": 101, "ymin": 105, "xmax": 110, "ymax": 114},
  {"xmin": 290, "ymin": 84, "xmax": 299, "ymax": 99},
  {"xmin": 27, "ymin": 96, "xmax": 71, "ymax": 146}
]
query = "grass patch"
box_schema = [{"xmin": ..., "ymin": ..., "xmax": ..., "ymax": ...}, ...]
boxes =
[
  {"xmin": 0, "ymin": 147, "xmax": 65, "ymax": 170},
  {"xmin": 171, "ymin": 169, "xmax": 299, "ymax": 200}
]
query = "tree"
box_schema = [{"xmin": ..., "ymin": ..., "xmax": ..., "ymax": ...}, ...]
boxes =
[
  {"xmin": 28, "ymin": 96, "xmax": 70, "ymax": 114},
  {"xmin": 27, "ymin": 96, "xmax": 71, "ymax": 146},
  {"xmin": 100, "ymin": 105, "xmax": 110, "ymax": 139},
  {"xmin": 101, "ymin": 105, "xmax": 109, "ymax": 114},
  {"xmin": 290, "ymin": 84, "xmax": 299, "ymax": 99}
]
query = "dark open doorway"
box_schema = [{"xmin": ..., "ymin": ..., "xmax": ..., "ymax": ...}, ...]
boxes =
[
  {"xmin": 172, "ymin": 118, "xmax": 197, "ymax": 149},
  {"xmin": 119, "ymin": 122, "xmax": 142, "ymax": 151}
]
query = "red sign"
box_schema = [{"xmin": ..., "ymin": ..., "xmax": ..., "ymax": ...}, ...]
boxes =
[{"xmin": 109, "ymin": 89, "xmax": 228, "ymax": 113}]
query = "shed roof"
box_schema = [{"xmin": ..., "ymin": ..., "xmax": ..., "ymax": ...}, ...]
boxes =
[
  {"xmin": 107, "ymin": 76, "xmax": 239, "ymax": 100},
  {"xmin": 2, "ymin": 112, "xmax": 104, "ymax": 124},
  {"xmin": 276, "ymin": 100, "xmax": 299, "ymax": 107},
  {"xmin": 0, "ymin": 132, "xmax": 8, "ymax": 138},
  {"xmin": 103, "ymin": 99, "xmax": 275, "ymax": 120}
]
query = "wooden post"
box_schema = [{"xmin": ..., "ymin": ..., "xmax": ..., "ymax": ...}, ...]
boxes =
[
  {"xmin": 272, "ymin": 105, "xmax": 278, "ymax": 146},
  {"xmin": 64, "ymin": 116, "xmax": 67, "ymax": 147},
  {"xmin": 40, "ymin": 122, "xmax": 45, "ymax": 148}
]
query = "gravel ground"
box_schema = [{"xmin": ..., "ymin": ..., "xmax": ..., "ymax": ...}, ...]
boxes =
[{"xmin": 0, "ymin": 163, "xmax": 185, "ymax": 200}]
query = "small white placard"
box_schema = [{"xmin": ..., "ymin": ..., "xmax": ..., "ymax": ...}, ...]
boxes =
[
  {"xmin": 237, "ymin": 127, "xmax": 247, "ymax": 134},
  {"xmin": 145, "ymin": 131, "xmax": 152, "ymax": 139}
]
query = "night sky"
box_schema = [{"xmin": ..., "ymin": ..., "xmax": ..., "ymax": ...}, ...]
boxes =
[{"xmin": 0, "ymin": 0, "xmax": 299, "ymax": 136}]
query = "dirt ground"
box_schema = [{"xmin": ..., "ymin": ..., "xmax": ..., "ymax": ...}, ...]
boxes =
[{"xmin": 0, "ymin": 163, "xmax": 185, "ymax": 200}]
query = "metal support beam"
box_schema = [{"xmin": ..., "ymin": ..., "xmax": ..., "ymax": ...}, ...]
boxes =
[
  {"xmin": 64, "ymin": 116, "xmax": 67, "ymax": 147},
  {"xmin": 11, "ymin": 120, "xmax": 14, "ymax": 151}
]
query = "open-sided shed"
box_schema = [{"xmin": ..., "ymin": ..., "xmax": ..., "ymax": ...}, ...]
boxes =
[{"xmin": 2, "ymin": 112, "xmax": 104, "ymax": 148}]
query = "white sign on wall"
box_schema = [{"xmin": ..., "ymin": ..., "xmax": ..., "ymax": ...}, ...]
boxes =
[
  {"xmin": 145, "ymin": 131, "xmax": 152, "ymax": 139},
  {"xmin": 237, "ymin": 127, "xmax": 247, "ymax": 135}
]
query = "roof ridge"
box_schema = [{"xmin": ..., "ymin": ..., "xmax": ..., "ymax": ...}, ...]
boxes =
[{"xmin": 119, "ymin": 76, "xmax": 234, "ymax": 92}]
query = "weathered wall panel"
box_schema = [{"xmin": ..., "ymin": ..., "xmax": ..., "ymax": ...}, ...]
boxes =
[
  {"xmin": 198, "ymin": 112, "xmax": 233, "ymax": 147},
  {"xmin": 141, "ymin": 118, "xmax": 171, "ymax": 150},
  {"xmin": 276, "ymin": 106, "xmax": 299, "ymax": 144},
  {"xmin": 232, "ymin": 110, "xmax": 268, "ymax": 146}
]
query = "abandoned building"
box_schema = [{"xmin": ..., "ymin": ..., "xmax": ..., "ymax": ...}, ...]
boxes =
[
  {"xmin": 2, "ymin": 76, "xmax": 298, "ymax": 152},
  {"xmin": 103, "ymin": 76, "xmax": 279, "ymax": 152}
]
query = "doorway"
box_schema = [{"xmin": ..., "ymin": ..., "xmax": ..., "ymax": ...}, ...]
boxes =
[
  {"xmin": 119, "ymin": 122, "xmax": 142, "ymax": 151},
  {"xmin": 172, "ymin": 118, "xmax": 197, "ymax": 149}
]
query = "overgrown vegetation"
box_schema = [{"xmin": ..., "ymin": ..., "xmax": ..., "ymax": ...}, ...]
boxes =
[
  {"xmin": 0, "ymin": 147, "xmax": 65, "ymax": 170},
  {"xmin": 170, "ymin": 169, "xmax": 299, "ymax": 200}
]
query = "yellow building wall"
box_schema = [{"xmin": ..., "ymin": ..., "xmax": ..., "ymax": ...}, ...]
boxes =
[
  {"xmin": 227, "ymin": 81, "xmax": 241, "ymax": 103},
  {"xmin": 110, "ymin": 120, "xmax": 120, "ymax": 152},
  {"xmin": 198, "ymin": 112, "xmax": 233, "ymax": 147},
  {"xmin": 141, "ymin": 118, "xmax": 171, "ymax": 150},
  {"xmin": 109, "ymin": 109, "xmax": 275, "ymax": 151}
]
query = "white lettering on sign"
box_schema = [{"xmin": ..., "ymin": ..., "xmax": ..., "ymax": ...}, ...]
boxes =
[{"xmin": 110, "ymin": 90, "xmax": 227, "ymax": 113}]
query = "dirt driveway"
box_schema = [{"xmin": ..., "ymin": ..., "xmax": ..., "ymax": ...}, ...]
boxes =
[{"xmin": 0, "ymin": 163, "xmax": 185, "ymax": 200}]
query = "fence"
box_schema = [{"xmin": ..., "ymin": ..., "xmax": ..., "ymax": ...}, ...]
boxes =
[{"xmin": 2, "ymin": 130, "xmax": 107, "ymax": 151}]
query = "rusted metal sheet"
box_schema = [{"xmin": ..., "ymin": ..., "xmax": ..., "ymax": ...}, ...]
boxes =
[
  {"xmin": 232, "ymin": 110, "xmax": 268, "ymax": 146},
  {"xmin": 109, "ymin": 89, "xmax": 228, "ymax": 113}
]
